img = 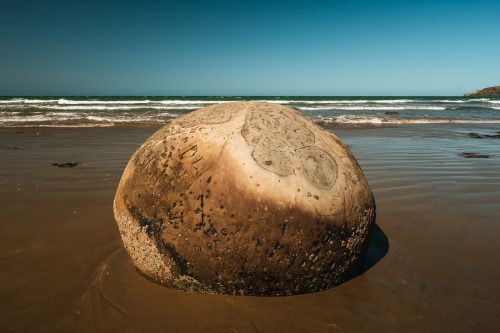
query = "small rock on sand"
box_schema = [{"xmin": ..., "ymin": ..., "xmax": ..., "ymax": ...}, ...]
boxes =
[
  {"xmin": 460, "ymin": 152, "xmax": 491, "ymax": 159},
  {"xmin": 466, "ymin": 132, "xmax": 500, "ymax": 139},
  {"xmin": 52, "ymin": 162, "xmax": 78, "ymax": 168}
]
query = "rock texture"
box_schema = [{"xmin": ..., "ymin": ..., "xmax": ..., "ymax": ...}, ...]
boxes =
[
  {"xmin": 464, "ymin": 85, "xmax": 500, "ymax": 96},
  {"xmin": 114, "ymin": 102, "xmax": 376, "ymax": 296}
]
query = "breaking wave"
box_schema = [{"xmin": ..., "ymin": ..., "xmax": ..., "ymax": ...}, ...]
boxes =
[
  {"xmin": 315, "ymin": 115, "xmax": 500, "ymax": 125},
  {"xmin": 1, "ymin": 96, "xmax": 499, "ymax": 127}
]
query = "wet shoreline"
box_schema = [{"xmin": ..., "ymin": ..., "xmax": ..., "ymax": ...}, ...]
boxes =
[{"xmin": 1, "ymin": 125, "xmax": 499, "ymax": 332}]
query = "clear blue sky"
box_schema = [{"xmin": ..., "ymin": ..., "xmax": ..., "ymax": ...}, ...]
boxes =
[{"xmin": 1, "ymin": 0, "xmax": 499, "ymax": 96}]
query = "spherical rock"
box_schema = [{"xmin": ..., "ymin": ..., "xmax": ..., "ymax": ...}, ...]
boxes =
[{"xmin": 114, "ymin": 102, "xmax": 375, "ymax": 296}]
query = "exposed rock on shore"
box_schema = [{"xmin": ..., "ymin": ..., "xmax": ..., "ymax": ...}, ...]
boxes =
[
  {"xmin": 464, "ymin": 86, "xmax": 500, "ymax": 96},
  {"xmin": 460, "ymin": 152, "xmax": 491, "ymax": 159},
  {"xmin": 466, "ymin": 132, "xmax": 500, "ymax": 139},
  {"xmin": 52, "ymin": 162, "xmax": 78, "ymax": 168},
  {"xmin": 114, "ymin": 102, "xmax": 376, "ymax": 296}
]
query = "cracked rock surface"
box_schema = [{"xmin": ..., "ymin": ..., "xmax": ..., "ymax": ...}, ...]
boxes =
[{"xmin": 114, "ymin": 102, "xmax": 376, "ymax": 296}]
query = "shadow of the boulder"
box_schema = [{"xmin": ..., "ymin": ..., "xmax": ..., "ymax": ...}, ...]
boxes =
[
  {"xmin": 361, "ymin": 223, "xmax": 389, "ymax": 272},
  {"xmin": 349, "ymin": 223, "xmax": 389, "ymax": 278}
]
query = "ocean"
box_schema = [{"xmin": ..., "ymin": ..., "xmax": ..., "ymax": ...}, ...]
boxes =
[{"xmin": 1, "ymin": 96, "xmax": 500, "ymax": 127}]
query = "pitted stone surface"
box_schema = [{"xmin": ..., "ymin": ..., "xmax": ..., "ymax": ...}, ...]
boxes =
[
  {"xmin": 177, "ymin": 103, "xmax": 232, "ymax": 127},
  {"xmin": 297, "ymin": 146, "xmax": 337, "ymax": 190},
  {"xmin": 241, "ymin": 105, "xmax": 316, "ymax": 177},
  {"xmin": 114, "ymin": 102, "xmax": 376, "ymax": 296}
]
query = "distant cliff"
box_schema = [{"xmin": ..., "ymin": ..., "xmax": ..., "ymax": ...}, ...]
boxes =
[{"xmin": 465, "ymin": 86, "xmax": 500, "ymax": 96}]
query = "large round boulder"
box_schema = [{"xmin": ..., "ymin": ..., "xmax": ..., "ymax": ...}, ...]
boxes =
[{"xmin": 114, "ymin": 102, "xmax": 375, "ymax": 296}]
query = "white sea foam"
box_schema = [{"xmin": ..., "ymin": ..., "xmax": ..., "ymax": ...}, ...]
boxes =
[
  {"xmin": 1, "ymin": 97, "xmax": 498, "ymax": 107},
  {"xmin": 316, "ymin": 115, "xmax": 500, "ymax": 125},
  {"xmin": 0, "ymin": 104, "xmax": 25, "ymax": 108},
  {"xmin": 5, "ymin": 124, "xmax": 116, "ymax": 128},
  {"xmin": 85, "ymin": 116, "xmax": 131, "ymax": 122},
  {"xmin": 378, "ymin": 99, "xmax": 415, "ymax": 103},
  {"xmin": 150, "ymin": 106, "xmax": 200, "ymax": 110},
  {"xmin": 433, "ymin": 99, "xmax": 500, "ymax": 103},
  {"xmin": 45, "ymin": 112, "xmax": 82, "ymax": 117},
  {"xmin": 31, "ymin": 105, "xmax": 199, "ymax": 111},
  {"xmin": 0, "ymin": 99, "xmax": 23, "ymax": 103},
  {"xmin": 0, "ymin": 99, "xmax": 59, "ymax": 104},
  {"xmin": 0, "ymin": 104, "xmax": 201, "ymax": 110},
  {"xmin": 157, "ymin": 100, "xmax": 231, "ymax": 105},
  {"xmin": 433, "ymin": 100, "xmax": 469, "ymax": 103},
  {"xmin": 84, "ymin": 115, "xmax": 173, "ymax": 122},
  {"xmin": 2, "ymin": 98, "xmax": 497, "ymax": 111},
  {"xmin": 433, "ymin": 99, "xmax": 482, "ymax": 103},
  {"xmin": 293, "ymin": 99, "xmax": 415, "ymax": 104},
  {"xmin": 155, "ymin": 99, "xmax": 416, "ymax": 105},
  {"xmin": 299, "ymin": 106, "xmax": 447, "ymax": 111},
  {"xmin": 23, "ymin": 99, "xmax": 59, "ymax": 103},
  {"xmin": 0, "ymin": 115, "xmax": 72, "ymax": 122},
  {"xmin": 0, "ymin": 112, "xmax": 178, "ymax": 124},
  {"xmin": 469, "ymin": 98, "xmax": 492, "ymax": 102},
  {"xmin": 57, "ymin": 99, "xmax": 152, "ymax": 105},
  {"xmin": 156, "ymin": 112, "xmax": 180, "ymax": 117},
  {"xmin": 2, "ymin": 97, "xmax": 500, "ymax": 127},
  {"xmin": 43, "ymin": 105, "xmax": 148, "ymax": 110}
]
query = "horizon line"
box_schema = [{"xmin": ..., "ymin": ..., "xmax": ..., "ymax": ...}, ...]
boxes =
[{"xmin": 0, "ymin": 94, "xmax": 474, "ymax": 98}]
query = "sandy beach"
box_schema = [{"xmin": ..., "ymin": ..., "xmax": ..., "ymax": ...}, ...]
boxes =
[{"xmin": 1, "ymin": 123, "xmax": 499, "ymax": 332}]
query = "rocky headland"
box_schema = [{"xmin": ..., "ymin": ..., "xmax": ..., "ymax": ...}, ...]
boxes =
[{"xmin": 464, "ymin": 85, "xmax": 500, "ymax": 96}]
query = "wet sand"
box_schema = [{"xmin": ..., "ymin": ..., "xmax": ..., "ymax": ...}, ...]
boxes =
[{"xmin": 1, "ymin": 125, "xmax": 500, "ymax": 332}]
